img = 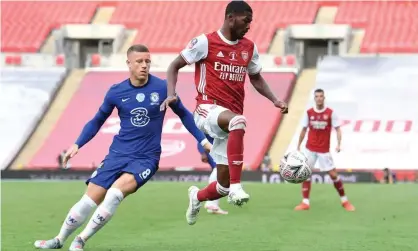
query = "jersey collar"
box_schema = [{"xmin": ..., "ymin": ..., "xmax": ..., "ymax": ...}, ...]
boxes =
[
  {"xmin": 217, "ymin": 30, "xmax": 239, "ymax": 45},
  {"xmin": 313, "ymin": 106, "xmax": 327, "ymax": 113}
]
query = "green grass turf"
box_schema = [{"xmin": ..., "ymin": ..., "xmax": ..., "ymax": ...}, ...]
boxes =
[{"xmin": 1, "ymin": 182, "xmax": 417, "ymax": 251}]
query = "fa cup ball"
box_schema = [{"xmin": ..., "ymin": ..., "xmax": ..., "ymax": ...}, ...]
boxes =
[{"xmin": 279, "ymin": 150, "xmax": 312, "ymax": 183}]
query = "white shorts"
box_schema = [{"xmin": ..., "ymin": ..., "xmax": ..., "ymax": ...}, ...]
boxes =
[
  {"xmin": 303, "ymin": 149, "xmax": 336, "ymax": 172},
  {"xmin": 194, "ymin": 104, "xmax": 229, "ymax": 165}
]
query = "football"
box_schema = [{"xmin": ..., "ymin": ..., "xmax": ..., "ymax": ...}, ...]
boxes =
[{"xmin": 279, "ymin": 150, "xmax": 312, "ymax": 183}]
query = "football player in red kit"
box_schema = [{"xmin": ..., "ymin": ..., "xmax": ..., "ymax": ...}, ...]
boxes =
[
  {"xmin": 161, "ymin": 0, "xmax": 288, "ymax": 225},
  {"xmin": 295, "ymin": 89, "xmax": 355, "ymax": 211}
]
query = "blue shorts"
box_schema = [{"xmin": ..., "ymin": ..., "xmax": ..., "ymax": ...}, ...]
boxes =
[{"xmin": 86, "ymin": 155, "xmax": 159, "ymax": 191}]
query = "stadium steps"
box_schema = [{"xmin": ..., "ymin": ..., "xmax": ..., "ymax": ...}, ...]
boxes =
[
  {"xmin": 348, "ymin": 30, "xmax": 365, "ymax": 54},
  {"xmin": 91, "ymin": 6, "xmax": 115, "ymax": 24},
  {"xmin": 120, "ymin": 30, "xmax": 138, "ymax": 53},
  {"xmin": 314, "ymin": 6, "xmax": 338, "ymax": 24},
  {"xmin": 269, "ymin": 69, "xmax": 317, "ymax": 169},
  {"xmin": 268, "ymin": 29, "xmax": 285, "ymax": 56},
  {"xmin": 10, "ymin": 69, "xmax": 86, "ymax": 169},
  {"xmin": 40, "ymin": 31, "xmax": 57, "ymax": 54}
]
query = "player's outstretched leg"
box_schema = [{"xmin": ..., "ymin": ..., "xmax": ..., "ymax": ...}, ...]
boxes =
[
  {"xmin": 34, "ymin": 186, "xmax": 102, "ymax": 249},
  {"xmin": 226, "ymin": 115, "xmax": 250, "ymax": 206},
  {"xmin": 69, "ymin": 187, "xmax": 124, "ymax": 251},
  {"xmin": 68, "ymin": 173, "xmax": 137, "ymax": 251},
  {"xmin": 295, "ymin": 179, "xmax": 311, "ymax": 211},
  {"xmin": 186, "ymin": 165, "xmax": 230, "ymax": 225},
  {"xmin": 204, "ymin": 168, "xmax": 228, "ymax": 215},
  {"xmin": 329, "ymin": 169, "xmax": 355, "ymax": 211}
]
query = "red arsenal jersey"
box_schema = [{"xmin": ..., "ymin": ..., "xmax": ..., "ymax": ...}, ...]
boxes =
[
  {"xmin": 180, "ymin": 30, "xmax": 262, "ymax": 114},
  {"xmin": 302, "ymin": 107, "xmax": 340, "ymax": 153}
]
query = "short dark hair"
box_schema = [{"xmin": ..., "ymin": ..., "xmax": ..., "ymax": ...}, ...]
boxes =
[
  {"xmin": 127, "ymin": 44, "xmax": 149, "ymax": 56},
  {"xmin": 225, "ymin": 0, "xmax": 252, "ymax": 17},
  {"xmin": 314, "ymin": 88, "xmax": 324, "ymax": 94}
]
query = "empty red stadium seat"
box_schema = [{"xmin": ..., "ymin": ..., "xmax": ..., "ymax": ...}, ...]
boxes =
[
  {"xmin": 55, "ymin": 54, "xmax": 65, "ymax": 66},
  {"xmin": 5, "ymin": 56, "xmax": 14, "ymax": 65},
  {"xmin": 14, "ymin": 55, "xmax": 22, "ymax": 65},
  {"xmin": 274, "ymin": 56, "xmax": 283, "ymax": 66},
  {"xmin": 91, "ymin": 54, "xmax": 101, "ymax": 67},
  {"xmin": 4, "ymin": 55, "xmax": 22, "ymax": 66},
  {"xmin": 285, "ymin": 55, "xmax": 296, "ymax": 66}
]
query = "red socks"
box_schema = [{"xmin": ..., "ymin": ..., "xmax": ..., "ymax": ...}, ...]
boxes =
[
  {"xmin": 197, "ymin": 182, "xmax": 225, "ymax": 202},
  {"xmin": 333, "ymin": 177, "xmax": 346, "ymax": 197},
  {"xmin": 302, "ymin": 180, "xmax": 311, "ymax": 199},
  {"xmin": 227, "ymin": 129, "xmax": 245, "ymax": 184}
]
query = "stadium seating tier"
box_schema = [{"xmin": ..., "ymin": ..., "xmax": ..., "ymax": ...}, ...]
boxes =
[
  {"xmin": 335, "ymin": 1, "xmax": 418, "ymax": 53},
  {"xmin": 1, "ymin": 1, "xmax": 417, "ymax": 53},
  {"xmin": 1, "ymin": 1, "xmax": 98, "ymax": 52}
]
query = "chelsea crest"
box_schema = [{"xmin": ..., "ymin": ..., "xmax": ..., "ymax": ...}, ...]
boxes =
[{"xmin": 150, "ymin": 92, "xmax": 160, "ymax": 105}]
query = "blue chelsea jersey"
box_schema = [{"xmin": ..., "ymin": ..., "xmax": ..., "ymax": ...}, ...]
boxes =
[{"xmin": 75, "ymin": 74, "xmax": 206, "ymax": 161}]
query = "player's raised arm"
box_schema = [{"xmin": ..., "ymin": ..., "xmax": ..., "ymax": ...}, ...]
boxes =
[
  {"xmin": 247, "ymin": 44, "xmax": 288, "ymax": 114},
  {"xmin": 161, "ymin": 34, "xmax": 209, "ymax": 111},
  {"xmin": 169, "ymin": 96, "xmax": 211, "ymax": 152},
  {"xmin": 297, "ymin": 112, "xmax": 309, "ymax": 151}
]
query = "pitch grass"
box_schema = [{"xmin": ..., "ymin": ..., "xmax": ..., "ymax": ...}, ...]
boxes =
[{"xmin": 2, "ymin": 182, "xmax": 417, "ymax": 251}]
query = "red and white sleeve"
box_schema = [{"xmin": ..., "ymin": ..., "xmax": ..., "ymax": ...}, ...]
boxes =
[
  {"xmin": 247, "ymin": 44, "xmax": 262, "ymax": 75},
  {"xmin": 331, "ymin": 111, "xmax": 341, "ymax": 128},
  {"xmin": 180, "ymin": 34, "xmax": 208, "ymax": 65},
  {"xmin": 301, "ymin": 111, "xmax": 309, "ymax": 128}
]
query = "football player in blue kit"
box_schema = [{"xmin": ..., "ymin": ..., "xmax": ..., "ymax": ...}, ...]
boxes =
[
  {"xmin": 197, "ymin": 135, "xmax": 228, "ymax": 215},
  {"xmin": 34, "ymin": 44, "xmax": 211, "ymax": 251}
]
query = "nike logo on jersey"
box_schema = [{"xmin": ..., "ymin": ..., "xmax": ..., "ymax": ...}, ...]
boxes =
[{"xmin": 122, "ymin": 98, "xmax": 130, "ymax": 102}]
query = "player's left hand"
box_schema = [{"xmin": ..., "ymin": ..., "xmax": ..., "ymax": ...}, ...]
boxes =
[
  {"xmin": 203, "ymin": 142, "xmax": 212, "ymax": 153},
  {"xmin": 335, "ymin": 146, "xmax": 341, "ymax": 153},
  {"xmin": 274, "ymin": 100, "xmax": 288, "ymax": 114},
  {"xmin": 160, "ymin": 95, "xmax": 178, "ymax": 111},
  {"xmin": 201, "ymin": 153, "xmax": 209, "ymax": 163}
]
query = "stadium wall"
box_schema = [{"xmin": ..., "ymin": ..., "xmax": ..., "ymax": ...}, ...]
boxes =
[{"xmin": 1, "ymin": 170, "xmax": 417, "ymax": 183}]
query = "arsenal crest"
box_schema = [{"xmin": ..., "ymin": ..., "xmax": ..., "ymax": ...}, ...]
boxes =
[
  {"xmin": 241, "ymin": 51, "xmax": 249, "ymax": 62},
  {"xmin": 323, "ymin": 114, "xmax": 329, "ymax": 120}
]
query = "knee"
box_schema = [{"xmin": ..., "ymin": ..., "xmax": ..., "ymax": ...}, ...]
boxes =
[
  {"xmin": 85, "ymin": 183, "xmax": 107, "ymax": 205},
  {"xmin": 328, "ymin": 169, "xmax": 338, "ymax": 180},
  {"xmin": 228, "ymin": 115, "xmax": 247, "ymax": 131},
  {"xmin": 112, "ymin": 173, "xmax": 138, "ymax": 197}
]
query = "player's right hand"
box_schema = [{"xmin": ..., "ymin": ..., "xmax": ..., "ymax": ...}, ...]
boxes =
[
  {"xmin": 62, "ymin": 144, "xmax": 79, "ymax": 169},
  {"xmin": 274, "ymin": 100, "xmax": 288, "ymax": 114},
  {"xmin": 160, "ymin": 95, "xmax": 178, "ymax": 111}
]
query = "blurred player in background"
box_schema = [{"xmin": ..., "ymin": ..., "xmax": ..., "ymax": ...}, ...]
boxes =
[
  {"xmin": 161, "ymin": 0, "xmax": 288, "ymax": 225},
  {"xmin": 34, "ymin": 44, "xmax": 210, "ymax": 251},
  {"xmin": 381, "ymin": 167, "xmax": 396, "ymax": 184},
  {"xmin": 198, "ymin": 135, "xmax": 228, "ymax": 215},
  {"xmin": 295, "ymin": 89, "xmax": 355, "ymax": 211}
]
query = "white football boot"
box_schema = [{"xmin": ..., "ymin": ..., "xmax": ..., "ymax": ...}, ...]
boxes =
[
  {"xmin": 185, "ymin": 186, "xmax": 201, "ymax": 225},
  {"xmin": 227, "ymin": 184, "xmax": 250, "ymax": 206},
  {"xmin": 34, "ymin": 238, "xmax": 63, "ymax": 249},
  {"xmin": 205, "ymin": 201, "xmax": 229, "ymax": 215},
  {"xmin": 69, "ymin": 236, "xmax": 85, "ymax": 251}
]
